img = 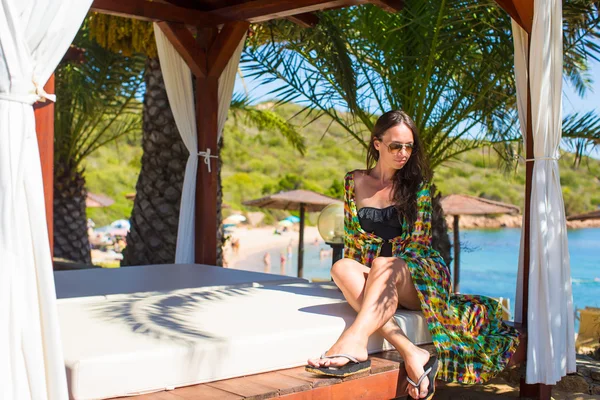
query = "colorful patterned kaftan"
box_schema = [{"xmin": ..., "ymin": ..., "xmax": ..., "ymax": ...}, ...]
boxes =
[{"xmin": 342, "ymin": 171, "xmax": 520, "ymax": 384}]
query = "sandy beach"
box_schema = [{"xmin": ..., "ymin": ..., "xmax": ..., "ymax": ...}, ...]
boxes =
[{"xmin": 225, "ymin": 225, "xmax": 324, "ymax": 273}]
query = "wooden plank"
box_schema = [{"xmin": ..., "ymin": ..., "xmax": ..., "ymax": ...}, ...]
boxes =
[
  {"xmin": 114, "ymin": 348, "xmax": 444, "ymax": 400},
  {"xmin": 369, "ymin": 0, "xmax": 404, "ymax": 13},
  {"xmin": 156, "ymin": 22, "xmax": 207, "ymax": 78},
  {"xmin": 280, "ymin": 369, "xmax": 406, "ymax": 400},
  {"xmin": 33, "ymin": 75, "xmax": 55, "ymax": 260},
  {"xmin": 369, "ymin": 354, "xmax": 399, "ymax": 374},
  {"xmin": 91, "ymin": 0, "xmax": 231, "ymax": 26},
  {"xmin": 116, "ymin": 390, "xmax": 186, "ymax": 399},
  {"xmin": 247, "ymin": 371, "xmax": 313, "ymax": 396},
  {"xmin": 195, "ymin": 75, "xmax": 219, "ymax": 266},
  {"xmin": 278, "ymin": 366, "xmax": 342, "ymax": 389},
  {"xmin": 206, "ymin": 376, "xmax": 279, "ymax": 400},
  {"xmin": 286, "ymin": 13, "xmax": 320, "ymax": 28},
  {"xmin": 170, "ymin": 384, "xmax": 244, "ymax": 399},
  {"xmin": 210, "ymin": 0, "xmax": 366, "ymax": 23},
  {"xmin": 207, "ymin": 21, "xmax": 250, "ymax": 78}
]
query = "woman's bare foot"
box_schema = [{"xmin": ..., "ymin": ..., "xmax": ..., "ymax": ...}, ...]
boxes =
[
  {"xmin": 403, "ymin": 346, "xmax": 431, "ymax": 399},
  {"xmin": 306, "ymin": 331, "xmax": 368, "ymax": 368}
]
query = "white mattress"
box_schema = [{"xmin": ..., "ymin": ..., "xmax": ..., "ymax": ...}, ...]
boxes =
[
  {"xmin": 54, "ymin": 264, "xmax": 307, "ymax": 299},
  {"xmin": 56, "ymin": 266, "xmax": 432, "ymax": 400}
]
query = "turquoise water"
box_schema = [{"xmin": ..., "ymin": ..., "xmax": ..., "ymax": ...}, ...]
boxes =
[{"xmin": 263, "ymin": 228, "xmax": 599, "ymax": 328}]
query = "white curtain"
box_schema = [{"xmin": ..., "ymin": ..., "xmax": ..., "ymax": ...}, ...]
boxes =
[
  {"xmin": 512, "ymin": 0, "xmax": 576, "ymax": 385},
  {"xmin": 0, "ymin": 0, "xmax": 92, "ymax": 398},
  {"xmin": 154, "ymin": 24, "xmax": 246, "ymax": 264},
  {"xmin": 154, "ymin": 26, "xmax": 198, "ymax": 264}
]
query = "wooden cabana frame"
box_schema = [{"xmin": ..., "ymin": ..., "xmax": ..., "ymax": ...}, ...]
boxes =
[{"xmin": 33, "ymin": 0, "xmax": 554, "ymax": 398}]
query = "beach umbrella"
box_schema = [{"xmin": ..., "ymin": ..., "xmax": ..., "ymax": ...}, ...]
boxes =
[
  {"xmin": 243, "ymin": 190, "xmax": 342, "ymax": 278},
  {"xmin": 86, "ymin": 192, "xmax": 114, "ymax": 208},
  {"xmin": 224, "ymin": 214, "xmax": 247, "ymax": 224},
  {"xmin": 284, "ymin": 215, "xmax": 301, "ymax": 223},
  {"xmin": 111, "ymin": 219, "xmax": 131, "ymax": 230},
  {"xmin": 440, "ymin": 194, "xmax": 520, "ymax": 293},
  {"xmin": 278, "ymin": 219, "xmax": 294, "ymax": 227}
]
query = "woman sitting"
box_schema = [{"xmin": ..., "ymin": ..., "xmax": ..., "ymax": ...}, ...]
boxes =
[{"xmin": 306, "ymin": 110, "xmax": 520, "ymax": 400}]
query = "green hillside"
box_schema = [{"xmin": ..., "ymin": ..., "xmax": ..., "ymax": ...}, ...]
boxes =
[{"xmin": 84, "ymin": 103, "xmax": 600, "ymax": 227}]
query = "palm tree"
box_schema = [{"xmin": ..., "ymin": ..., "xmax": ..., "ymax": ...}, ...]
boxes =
[
  {"xmin": 242, "ymin": 0, "xmax": 600, "ymax": 263},
  {"xmin": 54, "ymin": 24, "xmax": 145, "ymax": 263}
]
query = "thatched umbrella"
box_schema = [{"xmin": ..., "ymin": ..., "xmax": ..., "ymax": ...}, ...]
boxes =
[
  {"xmin": 440, "ymin": 194, "xmax": 520, "ymax": 293},
  {"xmin": 567, "ymin": 210, "xmax": 600, "ymax": 221},
  {"xmin": 243, "ymin": 190, "xmax": 342, "ymax": 278}
]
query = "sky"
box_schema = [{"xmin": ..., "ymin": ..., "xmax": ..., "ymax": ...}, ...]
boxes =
[{"xmin": 233, "ymin": 48, "xmax": 600, "ymax": 159}]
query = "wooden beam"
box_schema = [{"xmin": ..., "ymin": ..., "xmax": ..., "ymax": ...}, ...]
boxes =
[
  {"xmin": 156, "ymin": 22, "xmax": 207, "ymax": 78},
  {"xmin": 33, "ymin": 75, "xmax": 55, "ymax": 260},
  {"xmin": 207, "ymin": 21, "xmax": 250, "ymax": 78},
  {"xmin": 298, "ymin": 204, "xmax": 306, "ymax": 278},
  {"xmin": 91, "ymin": 0, "xmax": 231, "ymax": 26},
  {"xmin": 210, "ymin": 0, "xmax": 366, "ymax": 23},
  {"xmin": 493, "ymin": 0, "xmax": 533, "ymax": 33},
  {"xmin": 513, "ymin": 0, "xmax": 534, "ymax": 34},
  {"xmin": 519, "ymin": 32, "xmax": 552, "ymax": 400},
  {"xmin": 286, "ymin": 13, "xmax": 320, "ymax": 28},
  {"xmin": 452, "ymin": 215, "xmax": 460, "ymax": 293},
  {"xmin": 369, "ymin": 0, "xmax": 404, "ymax": 13},
  {"xmin": 195, "ymin": 75, "xmax": 219, "ymax": 265},
  {"xmin": 161, "ymin": 0, "xmax": 198, "ymax": 9}
]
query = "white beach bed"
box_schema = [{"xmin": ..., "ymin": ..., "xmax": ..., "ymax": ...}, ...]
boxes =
[{"xmin": 56, "ymin": 264, "xmax": 431, "ymax": 400}]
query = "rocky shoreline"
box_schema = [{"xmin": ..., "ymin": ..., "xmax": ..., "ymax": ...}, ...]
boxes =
[{"xmin": 446, "ymin": 214, "xmax": 600, "ymax": 230}]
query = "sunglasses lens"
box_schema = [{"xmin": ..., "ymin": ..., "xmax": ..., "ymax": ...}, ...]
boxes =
[
  {"xmin": 389, "ymin": 143, "xmax": 403, "ymax": 153},
  {"xmin": 388, "ymin": 143, "xmax": 413, "ymax": 154}
]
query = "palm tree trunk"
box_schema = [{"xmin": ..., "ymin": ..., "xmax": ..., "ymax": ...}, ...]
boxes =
[
  {"xmin": 123, "ymin": 57, "xmax": 225, "ymax": 266},
  {"xmin": 53, "ymin": 164, "xmax": 91, "ymax": 264},
  {"xmin": 122, "ymin": 57, "xmax": 187, "ymax": 266}
]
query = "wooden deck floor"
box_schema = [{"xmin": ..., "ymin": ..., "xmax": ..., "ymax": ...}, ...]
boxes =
[{"xmin": 116, "ymin": 345, "xmax": 436, "ymax": 400}]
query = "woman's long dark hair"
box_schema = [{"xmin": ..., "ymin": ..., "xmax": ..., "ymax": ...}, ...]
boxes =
[{"xmin": 366, "ymin": 110, "xmax": 432, "ymax": 229}]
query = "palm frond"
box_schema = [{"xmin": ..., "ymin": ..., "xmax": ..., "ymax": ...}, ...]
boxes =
[
  {"xmin": 230, "ymin": 94, "xmax": 307, "ymax": 155},
  {"xmin": 562, "ymin": 111, "xmax": 600, "ymax": 166},
  {"xmin": 55, "ymin": 20, "xmax": 145, "ymax": 174},
  {"xmin": 242, "ymin": 0, "xmax": 600, "ymax": 171}
]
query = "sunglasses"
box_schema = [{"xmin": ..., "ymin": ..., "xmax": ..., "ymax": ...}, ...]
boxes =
[{"xmin": 378, "ymin": 140, "xmax": 414, "ymax": 155}]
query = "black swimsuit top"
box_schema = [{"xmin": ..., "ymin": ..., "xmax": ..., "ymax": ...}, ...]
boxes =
[{"xmin": 357, "ymin": 206, "xmax": 403, "ymax": 257}]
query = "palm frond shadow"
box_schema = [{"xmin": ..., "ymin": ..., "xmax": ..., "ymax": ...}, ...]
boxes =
[{"xmin": 91, "ymin": 286, "xmax": 255, "ymax": 346}]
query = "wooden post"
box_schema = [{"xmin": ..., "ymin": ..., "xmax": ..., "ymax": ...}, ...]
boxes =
[
  {"xmin": 298, "ymin": 203, "xmax": 306, "ymax": 278},
  {"xmin": 195, "ymin": 74, "xmax": 219, "ymax": 265},
  {"xmin": 519, "ymin": 33, "xmax": 552, "ymax": 400},
  {"xmin": 158, "ymin": 22, "xmax": 247, "ymax": 266},
  {"xmin": 33, "ymin": 75, "xmax": 55, "ymax": 259},
  {"xmin": 452, "ymin": 215, "xmax": 460, "ymax": 293}
]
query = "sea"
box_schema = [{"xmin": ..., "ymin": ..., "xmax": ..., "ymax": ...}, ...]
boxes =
[{"xmin": 238, "ymin": 228, "xmax": 600, "ymax": 331}]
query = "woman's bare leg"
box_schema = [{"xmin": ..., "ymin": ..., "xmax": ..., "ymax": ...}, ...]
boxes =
[{"xmin": 307, "ymin": 257, "xmax": 431, "ymax": 399}]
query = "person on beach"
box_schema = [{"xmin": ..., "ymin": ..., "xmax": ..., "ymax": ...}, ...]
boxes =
[
  {"xmin": 279, "ymin": 252, "xmax": 286, "ymax": 275},
  {"xmin": 263, "ymin": 252, "xmax": 271, "ymax": 273},
  {"xmin": 306, "ymin": 110, "xmax": 520, "ymax": 400}
]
